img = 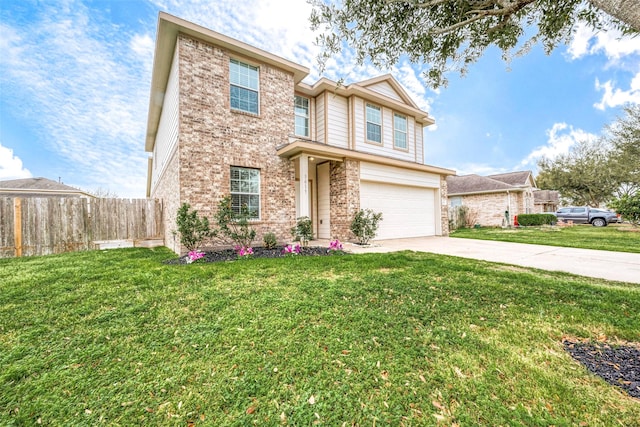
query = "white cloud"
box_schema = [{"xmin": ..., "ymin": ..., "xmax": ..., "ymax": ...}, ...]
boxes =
[
  {"xmin": 594, "ymin": 72, "xmax": 640, "ymax": 109},
  {"xmin": 568, "ymin": 23, "xmax": 640, "ymax": 111},
  {"xmin": 519, "ymin": 123, "xmax": 597, "ymax": 169},
  {"xmin": 0, "ymin": 143, "xmax": 32, "ymax": 180},
  {"xmin": 568, "ymin": 24, "xmax": 640, "ymax": 61},
  {"xmin": 1, "ymin": 1, "xmax": 151, "ymax": 197}
]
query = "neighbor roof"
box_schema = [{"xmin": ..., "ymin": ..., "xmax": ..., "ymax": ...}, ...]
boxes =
[
  {"xmin": 0, "ymin": 177, "xmax": 95, "ymax": 198},
  {"xmin": 447, "ymin": 174, "xmax": 518, "ymax": 195},
  {"xmin": 488, "ymin": 171, "xmax": 534, "ymax": 187}
]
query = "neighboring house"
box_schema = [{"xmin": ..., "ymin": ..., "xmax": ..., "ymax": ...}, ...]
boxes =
[
  {"xmin": 447, "ymin": 171, "xmax": 537, "ymax": 227},
  {"xmin": 533, "ymin": 189, "xmax": 560, "ymax": 213},
  {"xmin": 0, "ymin": 177, "xmax": 95, "ymax": 198},
  {"xmin": 145, "ymin": 12, "xmax": 455, "ymax": 253}
]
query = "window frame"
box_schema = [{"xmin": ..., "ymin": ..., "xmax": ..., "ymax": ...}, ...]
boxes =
[
  {"xmin": 393, "ymin": 113, "xmax": 408, "ymax": 151},
  {"xmin": 365, "ymin": 103, "xmax": 382, "ymax": 144},
  {"xmin": 294, "ymin": 95, "xmax": 310, "ymax": 137},
  {"xmin": 230, "ymin": 166, "xmax": 261, "ymax": 220},
  {"xmin": 229, "ymin": 58, "xmax": 260, "ymax": 115}
]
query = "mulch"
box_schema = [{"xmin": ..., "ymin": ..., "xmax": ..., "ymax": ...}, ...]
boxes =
[
  {"xmin": 164, "ymin": 246, "xmax": 343, "ymax": 265},
  {"xmin": 563, "ymin": 339, "xmax": 640, "ymax": 399}
]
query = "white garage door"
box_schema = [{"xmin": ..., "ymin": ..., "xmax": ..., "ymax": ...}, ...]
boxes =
[{"xmin": 360, "ymin": 181, "xmax": 436, "ymax": 240}]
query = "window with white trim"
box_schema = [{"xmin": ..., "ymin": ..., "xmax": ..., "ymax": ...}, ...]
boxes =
[
  {"xmin": 230, "ymin": 166, "xmax": 260, "ymax": 219},
  {"xmin": 294, "ymin": 95, "xmax": 309, "ymax": 137},
  {"xmin": 366, "ymin": 103, "xmax": 382, "ymax": 143},
  {"xmin": 393, "ymin": 113, "xmax": 407, "ymax": 149},
  {"xmin": 230, "ymin": 59, "xmax": 259, "ymax": 114}
]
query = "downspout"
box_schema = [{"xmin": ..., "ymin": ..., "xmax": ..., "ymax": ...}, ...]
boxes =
[{"xmin": 507, "ymin": 190, "xmax": 511, "ymax": 226}]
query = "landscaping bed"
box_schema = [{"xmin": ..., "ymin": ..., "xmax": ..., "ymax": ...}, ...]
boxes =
[
  {"xmin": 164, "ymin": 246, "xmax": 344, "ymax": 264},
  {"xmin": 563, "ymin": 340, "xmax": 640, "ymax": 399}
]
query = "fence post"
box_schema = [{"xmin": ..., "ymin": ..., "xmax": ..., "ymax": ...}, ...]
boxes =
[{"xmin": 14, "ymin": 197, "xmax": 22, "ymax": 257}]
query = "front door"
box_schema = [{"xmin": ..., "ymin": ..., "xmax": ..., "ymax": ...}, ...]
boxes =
[{"xmin": 317, "ymin": 162, "xmax": 330, "ymax": 239}]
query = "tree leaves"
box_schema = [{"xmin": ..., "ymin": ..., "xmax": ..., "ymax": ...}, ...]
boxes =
[{"xmin": 309, "ymin": 0, "xmax": 637, "ymax": 88}]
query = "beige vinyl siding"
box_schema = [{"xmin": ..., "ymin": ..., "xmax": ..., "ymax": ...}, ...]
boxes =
[
  {"xmin": 152, "ymin": 44, "xmax": 180, "ymax": 191},
  {"xmin": 315, "ymin": 94, "xmax": 325, "ymax": 143},
  {"xmin": 360, "ymin": 162, "xmax": 440, "ymax": 188},
  {"xmin": 326, "ymin": 94, "xmax": 349, "ymax": 149},
  {"xmin": 415, "ymin": 121, "xmax": 423, "ymax": 164},
  {"xmin": 366, "ymin": 81, "xmax": 403, "ymax": 102},
  {"xmin": 352, "ymin": 97, "xmax": 415, "ymax": 162}
]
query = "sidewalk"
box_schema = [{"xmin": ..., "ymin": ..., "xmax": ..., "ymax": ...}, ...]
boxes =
[{"xmin": 342, "ymin": 236, "xmax": 640, "ymax": 284}]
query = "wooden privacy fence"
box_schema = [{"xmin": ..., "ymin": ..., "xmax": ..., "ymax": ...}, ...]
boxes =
[{"xmin": 0, "ymin": 197, "xmax": 164, "ymax": 258}]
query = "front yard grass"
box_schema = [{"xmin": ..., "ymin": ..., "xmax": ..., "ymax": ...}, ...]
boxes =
[
  {"xmin": 1, "ymin": 247, "xmax": 639, "ymax": 426},
  {"xmin": 451, "ymin": 223, "xmax": 640, "ymax": 253}
]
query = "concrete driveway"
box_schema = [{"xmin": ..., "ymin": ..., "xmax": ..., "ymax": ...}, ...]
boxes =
[{"xmin": 345, "ymin": 236, "xmax": 640, "ymax": 284}]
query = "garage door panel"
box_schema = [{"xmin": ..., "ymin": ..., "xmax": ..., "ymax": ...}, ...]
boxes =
[{"xmin": 360, "ymin": 181, "xmax": 435, "ymax": 240}]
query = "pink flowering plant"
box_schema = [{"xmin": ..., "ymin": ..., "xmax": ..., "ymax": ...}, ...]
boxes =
[
  {"xmin": 236, "ymin": 246, "xmax": 254, "ymax": 259},
  {"xmin": 327, "ymin": 239, "xmax": 345, "ymax": 254},
  {"xmin": 187, "ymin": 250, "xmax": 205, "ymax": 264},
  {"xmin": 283, "ymin": 243, "xmax": 301, "ymax": 256}
]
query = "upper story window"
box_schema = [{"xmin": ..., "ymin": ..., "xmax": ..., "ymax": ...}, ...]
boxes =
[
  {"xmin": 230, "ymin": 59, "xmax": 259, "ymax": 114},
  {"xmin": 230, "ymin": 166, "xmax": 260, "ymax": 219},
  {"xmin": 294, "ymin": 95, "xmax": 309, "ymax": 137},
  {"xmin": 393, "ymin": 113, "xmax": 407, "ymax": 150},
  {"xmin": 366, "ymin": 103, "xmax": 382, "ymax": 143}
]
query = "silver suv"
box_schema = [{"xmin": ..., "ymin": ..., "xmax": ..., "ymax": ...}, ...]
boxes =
[{"xmin": 553, "ymin": 207, "xmax": 618, "ymax": 227}]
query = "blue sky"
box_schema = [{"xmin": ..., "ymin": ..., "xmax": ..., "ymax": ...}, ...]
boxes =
[{"xmin": 1, "ymin": 0, "xmax": 639, "ymax": 198}]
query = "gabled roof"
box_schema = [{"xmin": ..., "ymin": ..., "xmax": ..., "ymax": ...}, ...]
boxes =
[
  {"xmin": 447, "ymin": 174, "xmax": 518, "ymax": 195},
  {"xmin": 488, "ymin": 171, "xmax": 535, "ymax": 187},
  {"xmin": 295, "ymin": 76, "xmax": 434, "ymax": 126},
  {"xmin": 0, "ymin": 177, "xmax": 95, "ymax": 198},
  {"xmin": 448, "ymin": 170, "xmax": 537, "ymax": 196},
  {"xmin": 356, "ymin": 74, "xmax": 419, "ymax": 109}
]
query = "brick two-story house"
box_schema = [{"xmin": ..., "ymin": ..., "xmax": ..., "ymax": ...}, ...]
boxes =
[{"xmin": 145, "ymin": 12, "xmax": 455, "ymax": 253}]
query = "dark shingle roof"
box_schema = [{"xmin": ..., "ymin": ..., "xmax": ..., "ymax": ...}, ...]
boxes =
[
  {"xmin": 447, "ymin": 174, "xmax": 518, "ymax": 195},
  {"xmin": 487, "ymin": 171, "xmax": 533, "ymax": 186},
  {"xmin": 0, "ymin": 177, "xmax": 94, "ymax": 197}
]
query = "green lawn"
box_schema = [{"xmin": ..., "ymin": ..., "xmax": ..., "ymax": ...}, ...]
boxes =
[
  {"xmin": 451, "ymin": 224, "xmax": 640, "ymax": 253},
  {"xmin": 1, "ymin": 248, "xmax": 639, "ymax": 426}
]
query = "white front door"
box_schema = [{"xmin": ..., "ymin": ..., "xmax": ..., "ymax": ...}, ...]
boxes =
[{"xmin": 316, "ymin": 162, "xmax": 330, "ymax": 239}]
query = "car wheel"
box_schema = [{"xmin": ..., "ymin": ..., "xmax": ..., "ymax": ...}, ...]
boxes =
[{"xmin": 591, "ymin": 218, "xmax": 606, "ymax": 227}]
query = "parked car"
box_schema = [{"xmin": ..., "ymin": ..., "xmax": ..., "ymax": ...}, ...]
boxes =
[{"xmin": 553, "ymin": 206, "xmax": 618, "ymax": 227}]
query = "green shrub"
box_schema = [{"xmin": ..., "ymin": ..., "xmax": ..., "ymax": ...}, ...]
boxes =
[
  {"xmin": 214, "ymin": 195, "xmax": 256, "ymax": 249},
  {"xmin": 263, "ymin": 232, "xmax": 278, "ymax": 249},
  {"xmin": 610, "ymin": 194, "xmax": 640, "ymax": 226},
  {"xmin": 291, "ymin": 216, "xmax": 313, "ymax": 246},
  {"xmin": 516, "ymin": 213, "xmax": 557, "ymax": 226},
  {"xmin": 350, "ymin": 208, "xmax": 383, "ymax": 245},
  {"xmin": 175, "ymin": 203, "xmax": 216, "ymax": 251}
]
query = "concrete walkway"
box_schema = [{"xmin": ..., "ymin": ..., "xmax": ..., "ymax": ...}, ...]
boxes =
[{"xmin": 343, "ymin": 236, "xmax": 640, "ymax": 284}]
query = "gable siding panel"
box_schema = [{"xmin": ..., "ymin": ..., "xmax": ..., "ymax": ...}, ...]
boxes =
[
  {"xmin": 315, "ymin": 95, "xmax": 325, "ymax": 143},
  {"xmin": 366, "ymin": 81, "xmax": 403, "ymax": 102},
  {"xmin": 152, "ymin": 43, "xmax": 180, "ymax": 191},
  {"xmin": 326, "ymin": 94, "xmax": 349, "ymax": 148}
]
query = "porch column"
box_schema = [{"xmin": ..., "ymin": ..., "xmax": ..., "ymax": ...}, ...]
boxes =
[{"xmin": 299, "ymin": 154, "xmax": 311, "ymax": 218}]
